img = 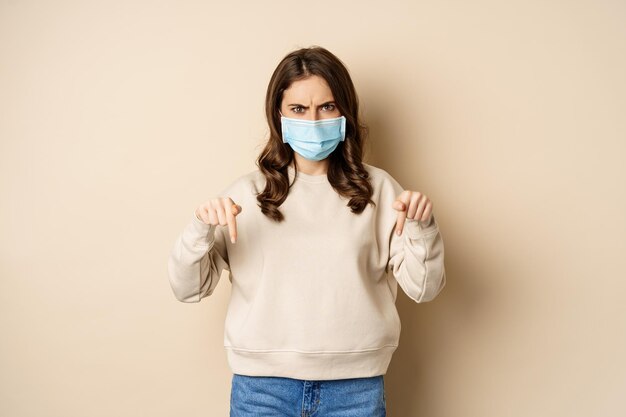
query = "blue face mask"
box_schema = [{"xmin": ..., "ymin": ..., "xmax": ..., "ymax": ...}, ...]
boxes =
[{"xmin": 279, "ymin": 111, "xmax": 346, "ymax": 161}]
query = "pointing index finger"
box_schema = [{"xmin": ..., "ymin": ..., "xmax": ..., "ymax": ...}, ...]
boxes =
[
  {"xmin": 395, "ymin": 193, "xmax": 408, "ymax": 236},
  {"xmin": 225, "ymin": 200, "xmax": 239, "ymax": 244}
]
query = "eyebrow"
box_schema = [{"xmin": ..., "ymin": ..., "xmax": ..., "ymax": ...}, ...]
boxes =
[{"xmin": 287, "ymin": 101, "xmax": 336, "ymax": 108}]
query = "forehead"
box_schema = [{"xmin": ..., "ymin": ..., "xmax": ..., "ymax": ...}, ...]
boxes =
[{"xmin": 283, "ymin": 75, "xmax": 334, "ymax": 101}]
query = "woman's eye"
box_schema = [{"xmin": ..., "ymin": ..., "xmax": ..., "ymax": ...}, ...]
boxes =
[
  {"xmin": 292, "ymin": 107, "xmax": 303, "ymax": 113},
  {"xmin": 322, "ymin": 104, "xmax": 335, "ymax": 111}
]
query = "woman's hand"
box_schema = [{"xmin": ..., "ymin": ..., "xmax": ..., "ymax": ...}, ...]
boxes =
[
  {"xmin": 392, "ymin": 190, "xmax": 433, "ymax": 236},
  {"xmin": 195, "ymin": 197, "xmax": 242, "ymax": 244}
]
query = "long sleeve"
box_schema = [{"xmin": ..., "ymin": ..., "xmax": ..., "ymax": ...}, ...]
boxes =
[
  {"xmin": 167, "ymin": 211, "xmax": 231, "ymax": 303},
  {"xmin": 385, "ymin": 176, "xmax": 447, "ymax": 303}
]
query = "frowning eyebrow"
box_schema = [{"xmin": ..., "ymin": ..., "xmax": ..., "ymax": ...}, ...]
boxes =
[{"xmin": 288, "ymin": 101, "xmax": 336, "ymax": 108}]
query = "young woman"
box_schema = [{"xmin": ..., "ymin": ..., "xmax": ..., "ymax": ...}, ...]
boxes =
[{"xmin": 167, "ymin": 45, "xmax": 446, "ymax": 417}]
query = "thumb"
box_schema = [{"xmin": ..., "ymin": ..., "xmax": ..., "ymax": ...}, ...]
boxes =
[
  {"xmin": 231, "ymin": 204, "xmax": 242, "ymax": 215},
  {"xmin": 392, "ymin": 200, "xmax": 406, "ymax": 212}
]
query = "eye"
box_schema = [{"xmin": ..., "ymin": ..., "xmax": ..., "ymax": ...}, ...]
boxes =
[
  {"xmin": 291, "ymin": 106, "xmax": 304, "ymax": 114},
  {"xmin": 322, "ymin": 103, "xmax": 336, "ymax": 111}
]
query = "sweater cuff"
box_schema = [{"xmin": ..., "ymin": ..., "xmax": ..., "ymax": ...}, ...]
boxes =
[
  {"xmin": 189, "ymin": 210, "xmax": 218, "ymax": 246},
  {"xmin": 404, "ymin": 215, "xmax": 438, "ymax": 239}
]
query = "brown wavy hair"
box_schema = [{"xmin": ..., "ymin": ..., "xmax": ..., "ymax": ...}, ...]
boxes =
[{"xmin": 255, "ymin": 45, "xmax": 374, "ymax": 222}]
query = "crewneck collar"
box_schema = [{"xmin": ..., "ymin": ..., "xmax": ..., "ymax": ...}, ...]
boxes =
[{"xmin": 287, "ymin": 165, "xmax": 329, "ymax": 184}]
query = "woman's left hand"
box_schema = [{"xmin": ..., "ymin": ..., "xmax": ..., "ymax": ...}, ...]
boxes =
[{"xmin": 392, "ymin": 190, "xmax": 433, "ymax": 236}]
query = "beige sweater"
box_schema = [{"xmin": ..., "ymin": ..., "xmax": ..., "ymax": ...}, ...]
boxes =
[{"xmin": 167, "ymin": 162, "xmax": 446, "ymax": 380}]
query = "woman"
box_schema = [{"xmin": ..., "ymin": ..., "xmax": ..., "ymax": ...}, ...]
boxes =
[{"xmin": 167, "ymin": 45, "xmax": 446, "ymax": 416}]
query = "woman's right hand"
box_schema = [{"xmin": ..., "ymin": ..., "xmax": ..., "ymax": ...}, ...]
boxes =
[{"xmin": 195, "ymin": 197, "xmax": 242, "ymax": 244}]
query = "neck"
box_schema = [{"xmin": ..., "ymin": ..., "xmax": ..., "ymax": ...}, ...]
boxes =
[{"xmin": 291, "ymin": 155, "xmax": 329, "ymax": 176}]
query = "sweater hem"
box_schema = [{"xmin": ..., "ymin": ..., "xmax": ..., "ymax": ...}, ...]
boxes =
[{"xmin": 225, "ymin": 344, "xmax": 398, "ymax": 381}]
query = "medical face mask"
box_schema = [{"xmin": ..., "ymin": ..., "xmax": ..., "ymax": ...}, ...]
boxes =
[{"xmin": 279, "ymin": 112, "xmax": 346, "ymax": 161}]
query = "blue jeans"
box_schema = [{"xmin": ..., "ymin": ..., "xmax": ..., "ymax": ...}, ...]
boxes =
[{"xmin": 230, "ymin": 373, "xmax": 386, "ymax": 417}]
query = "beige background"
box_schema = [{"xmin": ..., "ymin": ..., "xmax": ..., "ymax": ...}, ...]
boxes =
[{"xmin": 1, "ymin": 0, "xmax": 624, "ymax": 416}]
